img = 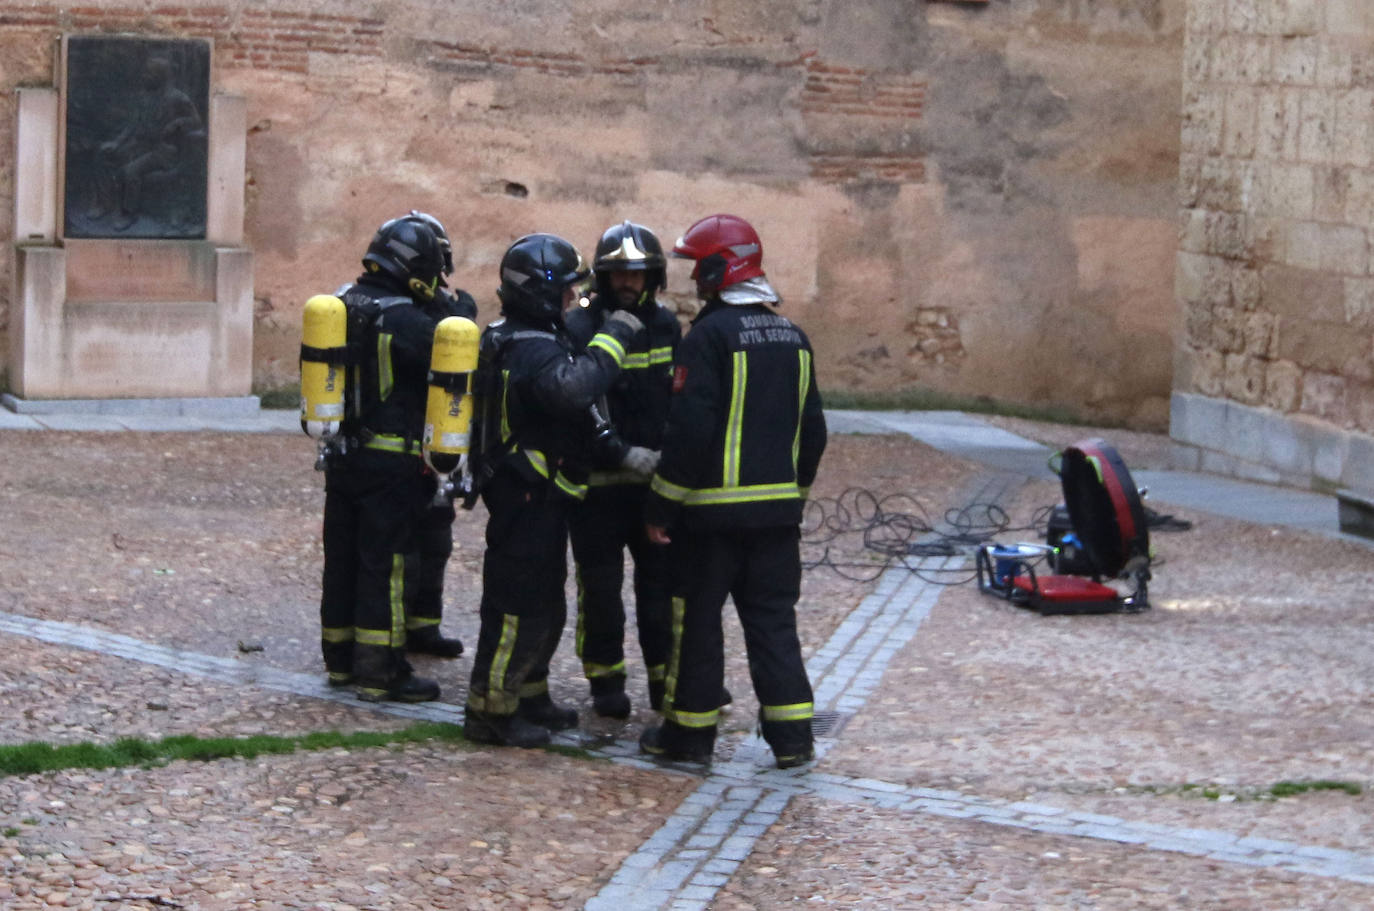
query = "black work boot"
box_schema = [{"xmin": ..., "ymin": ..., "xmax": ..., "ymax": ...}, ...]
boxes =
[
  {"xmin": 405, "ymin": 627, "xmax": 465, "ymax": 658},
  {"xmin": 719, "ymin": 686, "xmax": 733, "ymax": 709},
  {"xmin": 773, "ymin": 744, "xmax": 815, "ymax": 770},
  {"xmin": 463, "ymin": 711, "xmax": 551, "ymax": 749},
  {"xmin": 590, "ymin": 676, "xmax": 631, "ymax": 719},
  {"xmin": 356, "ymin": 673, "xmax": 441, "ymax": 703},
  {"xmin": 638, "ymin": 722, "xmax": 714, "ymax": 764},
  {"xmin": 517, "ymin": 693, "xmax": 579, "ymax": 731}
]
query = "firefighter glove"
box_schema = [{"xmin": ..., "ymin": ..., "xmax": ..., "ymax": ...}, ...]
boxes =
[
  {"xmin": 620, "ymin": 445, "xmax": 660, "ymax": 480},
  {"xmin": 604, "ymin": 308, "xmax": 644, "ymax": 335}
]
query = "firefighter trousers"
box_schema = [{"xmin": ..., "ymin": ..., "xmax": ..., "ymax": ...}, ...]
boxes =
[
  {"xmin": 662, "ymin": 524, "xmax": 814, "ymax": 757},
  {"xmin": 404, "ymin": 496, "xmax": 455, "ymax": 634},
  {"xmin": 569, "ymin": 484, "xmax": 672, "ymax": 690},
  {"xmin": 319, "ymin": 450, "xmax": 429, "ymax": 685},
  {"xmin": 466, "ymin": 468, "xmax": 569, "ymax": 716}
]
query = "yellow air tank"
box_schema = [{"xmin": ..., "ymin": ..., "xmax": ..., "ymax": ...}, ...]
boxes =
[
  {"xmin": 424, "ymin": 316, "xmax": 481, "ymax": 475},
  {"xmin": 299, "ymin": 294, "xmax": 348, "ymax": 439}
]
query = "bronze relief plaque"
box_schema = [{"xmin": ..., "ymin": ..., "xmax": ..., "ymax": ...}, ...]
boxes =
[{"xmin": 63, "ymin": 35, "xmax": 211, "ymax": 239}]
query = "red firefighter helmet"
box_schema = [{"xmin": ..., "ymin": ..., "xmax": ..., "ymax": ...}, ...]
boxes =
[{"xmin": 671, "ymin": 214, "xmax": 765, "ymax": 292}]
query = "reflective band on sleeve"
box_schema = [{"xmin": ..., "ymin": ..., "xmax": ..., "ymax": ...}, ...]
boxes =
[
  {"xmin": 588, "ymin": 332, "xmax": 627, "ymax": 365},
  {"xmin": 761, "ymin": 702, "xmax": 814, "ymax": 723},
  {"xmin": 650, "ymin": 474, "xmax": 692, "ymax": 503},
  {"xmin": 621, "ymin": 346, "xmax": 674, "ymax": 370},
  {"xmin": 524, "ymin": 449, "xmax": 551, "ymax": 479},
  {"xmin": 321, "ymin": 626, "xmax": 355, "ymax": 643},
  {"xmin": 554, "ymin": 472, "xmax": 588, "ymax": 500}
]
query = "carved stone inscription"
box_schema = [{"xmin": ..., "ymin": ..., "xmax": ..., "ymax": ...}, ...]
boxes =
[{"xmin": 63, "ymin": 36, "xmax": 210, "ymax": 239}]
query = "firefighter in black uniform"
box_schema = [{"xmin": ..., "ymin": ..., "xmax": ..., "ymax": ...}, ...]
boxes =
[
  {"xmin": 639, "ymin": 213, "xmax": 827, "ymax": 769},
  {"xmin": 401, "ymin": 211, "xmax": 475, "ymax": 660},
  {"xmin": 564, "ymin": 221, "xmax": 679, "ymax": 718},
  {"xmin": 463, "ymin": 233, "xmax": 645, "ymax": 748},
  {"xmin": 318, "ymin": 215, "xmax": 451, "ymax": 702}
]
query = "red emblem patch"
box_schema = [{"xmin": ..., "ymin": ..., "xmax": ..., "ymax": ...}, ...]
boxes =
[{"xmin": 672, "ymin": 365, "xmax": 688, "ymax": 393}]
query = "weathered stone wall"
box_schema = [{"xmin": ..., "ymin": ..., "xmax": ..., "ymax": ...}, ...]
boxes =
[
  {"xmin": 1173, "ymin": 0, "xmax": 1374, "ymax": 490},
  {"xmin": 0, "ymin": 0, "xmax": 1184, "ymax": 427}
]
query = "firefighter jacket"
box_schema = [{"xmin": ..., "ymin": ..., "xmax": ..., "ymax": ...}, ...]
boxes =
[
  {"xmin": 565, "ymin": 295, "xmax": 681, "ymax": 480},
  {"xmin": 340, "ymin": 275, "xmax": 442, "ymax": 457},
  {"xmin": 645, "ymin": 299, "xmax": 827, "ymax": 531},
  {"xmin": 476, "ymin": 311, "xmax": 637, "ymax": 499}
]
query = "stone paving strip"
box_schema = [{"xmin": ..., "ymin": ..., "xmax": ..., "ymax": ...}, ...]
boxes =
[{"xmin": 5, "ymin": 541, "xmax": 1374, "ymax": 911}]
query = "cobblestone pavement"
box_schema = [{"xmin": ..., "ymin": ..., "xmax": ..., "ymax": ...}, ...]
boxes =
[{"xmin": 1, "ymin": 422, "xmax": 1372, "ymax": 909}]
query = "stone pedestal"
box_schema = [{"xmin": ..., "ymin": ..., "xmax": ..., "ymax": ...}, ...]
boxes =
[{"xmin": 8, "ymin": 42, "xmax": 252, "ymax": 406}]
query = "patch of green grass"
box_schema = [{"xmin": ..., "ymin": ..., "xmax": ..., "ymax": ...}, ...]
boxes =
[
  {"xmin": 1145, "ymin": 780, "xmax": 1363, "ymax": 802},
  {"xmin": 823, "ymin": 387, "xmax": 1103, "ymax": 428},
  {"xmin": 0, "ymin": 723, "xmax": 473, "ymax": 779},
  {"xmin": 0, "ymin": 721, "xmax": 610, "ymax": 781},
  {"xmin": 2, "ymin": 827, "xmax": 19, "ymax": 837},
  {"xmin": 254, "ymin": 384, "xmax": 299, "ymax": 410},
  {"xmin": 1270, "ymin": 780, "xmax": 1362, "ymax": 798}
]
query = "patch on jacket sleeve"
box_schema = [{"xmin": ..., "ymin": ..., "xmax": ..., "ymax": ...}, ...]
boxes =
[{"xmin": 672, "ymin": 365, "xmax": 688, "ymax": 393}]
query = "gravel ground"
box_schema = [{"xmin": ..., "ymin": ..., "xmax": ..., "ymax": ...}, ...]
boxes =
[{"xmin": 1, "ymin": 422, "xmax": 1371, "ymax": 909}]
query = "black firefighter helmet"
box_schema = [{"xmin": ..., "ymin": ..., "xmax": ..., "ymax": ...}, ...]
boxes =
[
  {"xmin": 362, "ymin": 215, "xmax": 447, "ymax": 301},
  {"xmin": 497, "ymin": 233, "xmax": 588, "ymax": 327},
  {"xmin": 592, "ymin": 220, "xmax": 666, "ymax": 308}
]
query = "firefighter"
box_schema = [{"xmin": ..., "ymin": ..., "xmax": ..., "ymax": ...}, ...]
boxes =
[
  {"xmin": 401, "ymin": 211, "xmax": 476, "ymax": 659},
  {"xmin": 318, "ymin": 215, "xmax": 451, "ymax": 702},
  {"xmin": 463, "ymin": 233, "xmax": 645, "ymax": 748},
  {"xmin": 639, "ymin": 214, "xmax": 827, "ymax": 769},
  {"xmin": 564, "ymin": 221, "xmax": 680, "ymax": 718}
]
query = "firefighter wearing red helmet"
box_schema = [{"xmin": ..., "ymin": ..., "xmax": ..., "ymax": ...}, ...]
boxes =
[{"xmin": 639, "ymin": 213, "xmax": 827, "ymax": 769}]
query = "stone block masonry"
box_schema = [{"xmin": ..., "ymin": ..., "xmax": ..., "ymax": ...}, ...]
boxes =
[{"xmin": 1174, "ymin": 0, "xmax": 1374, "ymax": 490}]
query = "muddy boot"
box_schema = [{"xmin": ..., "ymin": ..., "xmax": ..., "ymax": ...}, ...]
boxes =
[
  {"xmin": 638, "ymin": 721, "xmax": 714, "ymax": 764},
  {"xmin": 463, "ymin": 711, "xmax": 551, "ymax": 749},
  {"xmin": 406, "ymin": 627, "xmax": 465, "ymax": 658},
  {"xmin": 356, "ymin": 673, "xmax": 440, "ymax": 703},
  {"xmin": 590, "ymin": 676, "xmax": 631, "ymax": 719},
  {"xmin": 774, "ymin": 745, "xmax": 815, "ymax": 770},
  {"xmin": 517, "ymin": 693, "xmax": 579, "ymax": 731}
]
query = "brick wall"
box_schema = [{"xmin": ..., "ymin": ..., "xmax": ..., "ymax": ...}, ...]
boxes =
[{"xmin": 0, "ymin": 0, "xmax": 1184, "ymax": 430}]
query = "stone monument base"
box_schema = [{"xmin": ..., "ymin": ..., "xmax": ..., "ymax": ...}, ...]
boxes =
[{"xmin": 0, "ymin": 393, "xmax": 262, "ymax": 417}]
